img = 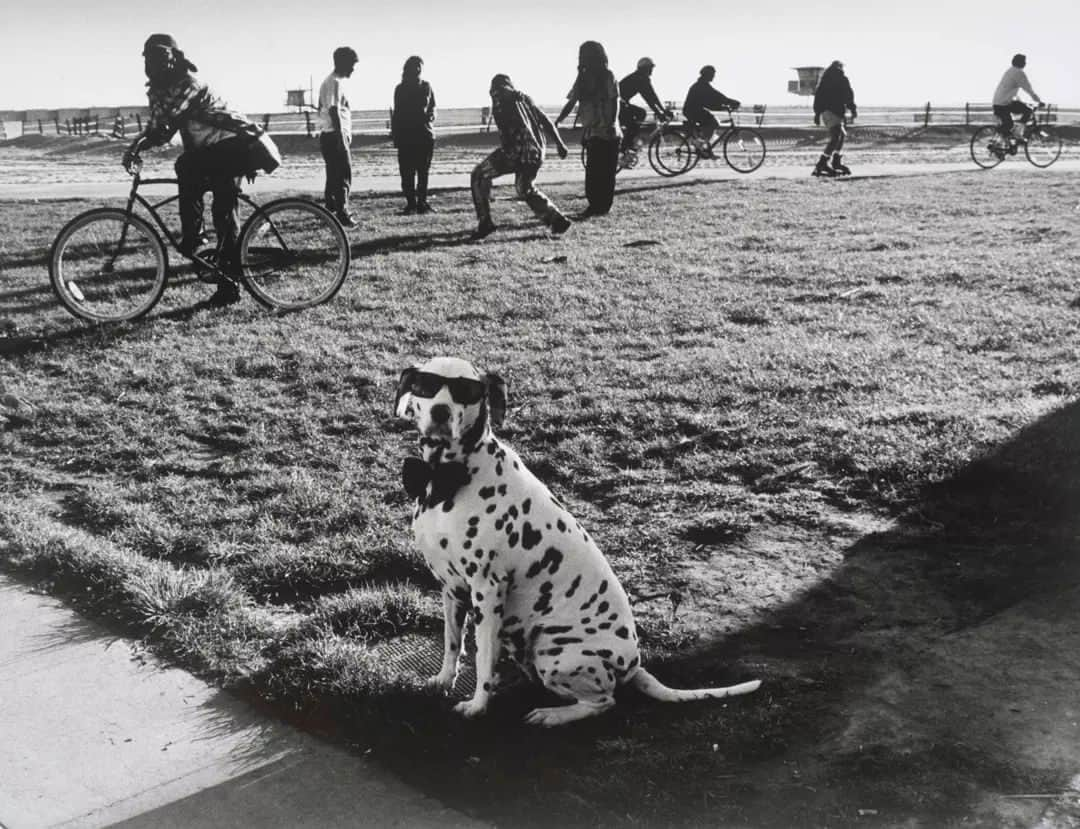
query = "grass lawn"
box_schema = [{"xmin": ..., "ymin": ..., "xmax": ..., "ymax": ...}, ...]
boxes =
[{"xmin": 2, "ymin": 164, "xmax": 1080, "ymax": 826}]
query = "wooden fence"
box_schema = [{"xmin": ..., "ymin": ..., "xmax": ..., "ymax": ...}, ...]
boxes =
[{"xmin": 2, "ymin": 102, "xmax": 1077, "ymax": 141}]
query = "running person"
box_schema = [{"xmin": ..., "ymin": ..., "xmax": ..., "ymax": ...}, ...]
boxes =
[
  {"xmin": 470, "ymin": 74, "xmax": 571, "ymax": 240},
  {"xmin": 992, "ymin": 53, "xmax": 1043, "ymax": 143},
  {"xmin": 682, "ymin": 66, "xmax": 741, "ymax": 156},
  {"xmin": 618, "ymin": 57, "xmax": 673, "ymax": 154},
  {"xmin": 812, "ymin": 60, "xmax": 857, "ymax": 177},
  {"xmin": 122, "ymin": 33, "xmax": 279, "ymax": 306}
]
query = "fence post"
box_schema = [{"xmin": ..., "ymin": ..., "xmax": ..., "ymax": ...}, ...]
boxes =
[
  {"xmin": 135, "ymin": 113, "xmax": 142, "ymax": 132},
  {"xmin": 304, "ymin": 111, "xmax": 312, "ymax": 137},
  {"xmin": 965, "ymin": 102, "xmax": 970, "ymax": 126},
  {"xmin": 262, "ymin": 114, "xmax": 271, "ymax": 131},
  {"xmin": 923, "ymin": 102, "xmax": 931, "ymax": 128},
  {"xmin": 37, "ymin": 119, "xmax": 43, "ymax": 134}
]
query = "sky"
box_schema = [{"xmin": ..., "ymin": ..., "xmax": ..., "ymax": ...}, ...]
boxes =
[{"xmin": 1, "ymin": 0, "xmax": 1077, "ymax": 113}]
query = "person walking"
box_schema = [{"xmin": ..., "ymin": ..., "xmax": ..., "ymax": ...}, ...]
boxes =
[
  {"xmin": 470, "ymin": 74, "xmax": 571, "ymax": 240},
  {"xmin": 122, "ymin": 33, "xmax": 280, "ymax": 306},
  {"xmin": 318, "ymin": 46, "xmax": 359, "ymax": 227},
  {"xmin": 812, "ymin": 60, "xmax": 857, "ymax": 177},
  {"xmin": 392, "ymin": 55, "xmax": 437, "ymax": 215},
  {"xmin": 992, "ymin": 53, "xmax": 1043, "ymax": 142},
  {"xmin": 557, "ymin": 41, "xmax": 620, "ymax": 217}
]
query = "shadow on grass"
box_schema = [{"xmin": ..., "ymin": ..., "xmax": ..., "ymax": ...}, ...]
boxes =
[
  {"xmin": 237, "ymin": 398, "xmax": 1080, "ymax": 828},
  {"xmin": 638, "ymin": 396, "xmax": 1080, "ymax": 825},
  {"xmin": 352, "ymin": 224, "xmax": 551, "ymax": 257}
]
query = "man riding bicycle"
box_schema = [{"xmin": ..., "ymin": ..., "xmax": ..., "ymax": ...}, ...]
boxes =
[
  {"xmin": 122, "ymin": 34, "xmax": 279, "ymax": 306},
  {"xmin": 682, "ymin": 66, "xmax": 741, "ymax": 157},
  {"xmin": 618, "ymin": 57, "xmax": 674, "ymax": 154},
  {"xmin": 992, "ymin": 53, "xmax": 1043, "ymax": 144}
]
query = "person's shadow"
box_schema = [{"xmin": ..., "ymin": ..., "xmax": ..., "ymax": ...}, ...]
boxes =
[{"xmin": 641, "ymin": 396, "xmax": 1080, "ymax": 825}]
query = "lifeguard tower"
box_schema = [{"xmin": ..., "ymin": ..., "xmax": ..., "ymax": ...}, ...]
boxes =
[
  {"xmin": 285, "ymin": 86, "xmax": 314, "ymax": 112},
  {"xmin": 788, "ymin": 67, "xmax": 824, "ymax": 96}
]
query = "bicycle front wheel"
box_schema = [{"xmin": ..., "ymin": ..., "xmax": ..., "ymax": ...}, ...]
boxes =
[
  {"xmin": 649, "ymin": 129, "xmax": 693, "ymax": 177},
  {"xmin": 970, "ymin": 126, "xmax": 1005, "ymax": 169},
  {"xmin": 723, "ymin": 128, "xmax": 766, "ymax": 173},
  {"xmin": 1024, "ymin": 126, "xmax": 1062, "ymax": 168},
  {"xmin": 238, "ymin": 199, "xmax": 350, "ymax": 310},
  {"xmin": 49, "ymin": 208, "xmax": 168, "ymax": 323}
]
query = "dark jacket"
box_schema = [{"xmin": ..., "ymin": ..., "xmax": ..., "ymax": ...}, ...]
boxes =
[
  {"xmin": 813, "ymin": 69, "xmax": 856, "ymax": 118},
  {"xmin": 619, "ymin": 69, "xmax": 663, "ymax": 113},
  {"xmin": 392, "ymin": 79, "xmax": 436, "ymax": 143},
  {"xmin": 682, "ymin": 79, "xmax": 737, "ymax": 119}
]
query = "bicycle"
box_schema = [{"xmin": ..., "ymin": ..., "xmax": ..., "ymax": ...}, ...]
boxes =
[
  {"xmin": 579, "ymin": 114, "xmax": 673, "ymax": 174},
  {"xmin": 969, "ymin": 104, "xmax": 1063, "ymax": 170},
  {"xmin": 49, "ymin": 158, "xmax": 351, "ymax": 323},
  {"xmin": 648, "ymin": 108, "xmax": 767, "ymax": 177}
]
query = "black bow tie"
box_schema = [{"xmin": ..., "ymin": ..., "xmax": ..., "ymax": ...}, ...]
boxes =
[{"xmin": 402, "ymin": 457, "xmax": 470, "ymax": 504}]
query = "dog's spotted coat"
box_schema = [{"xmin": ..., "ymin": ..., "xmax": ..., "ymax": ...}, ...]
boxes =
[{"xmin": 396, "ymin": 357, "xmax": 760, "ymax": 726}]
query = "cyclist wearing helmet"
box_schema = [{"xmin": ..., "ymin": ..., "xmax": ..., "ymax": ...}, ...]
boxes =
[
  {"xmin": 992, "ymin": 53, "xmax": 1043, "ymax": 142},
  {"xmin": 618, "ymin": 57, "xmax": 674, "ymax": 153},
  {"xmin": 682, "ymin": 66, "xmax": 740, "ymax": 155},
  {"xmin": 123, "ymin": 33, "xmax": 279, "ymax": 306}
]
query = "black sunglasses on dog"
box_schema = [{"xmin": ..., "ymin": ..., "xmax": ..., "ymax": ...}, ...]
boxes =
[{"xmin": 409, "ymin": 372, "xmax": 486, "ymax": 405}]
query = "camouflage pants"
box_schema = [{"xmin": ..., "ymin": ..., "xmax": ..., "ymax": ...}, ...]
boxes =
[{"xmin": 471, "ymin": 148, "xmax": 563, "ymax": 225}]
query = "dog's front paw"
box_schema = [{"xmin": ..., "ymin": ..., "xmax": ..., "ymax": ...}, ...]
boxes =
[
  {"xmin": 453, "ymin": 697, "xmax": 489, "ymax": 719},
  {"xmin": 426, "ymin": 669, "xmax": 458, "ymax": 694}
]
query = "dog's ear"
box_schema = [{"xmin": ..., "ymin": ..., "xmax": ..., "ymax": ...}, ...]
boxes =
[
  {"xmin": 394, "ymin": 366, "xmax": 418, "ymax": 418},
  {"xmin": 484, "ymin": 372, "xmax": 508, "ymax": 428}
]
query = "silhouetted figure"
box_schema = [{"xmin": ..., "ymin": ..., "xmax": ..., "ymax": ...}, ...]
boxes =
[
  {"xmin": 392, "ymin": 55, "xmax": 436, "ymax": 215},
  {"xmin": 557, "ymin": 41, "xmax": 620, "ymax": 217},
  {"xmin": 619, "ymin": 57, "xmax": 673, "ymax": 153},
  {"xmin": 682, "ymin": 65, "xmax": 741, "ymax": 155},
  {"xmin": 470, "ymin": 74, "xmax": 571, "ymax": 240},
  {"xmin": 992, "ymin": 53, "xmax": 1042, "ymax": 140},
  {"xmin": 122, "ymin": 33, "xmax": 279, "ymax": 306},
  {"xmin": 812, "ymin": 60, "xmax": 857, "ymax": 177},
  {"xmin": 319, "ymin": 46, "xmax": 359, "ymax": 227}
]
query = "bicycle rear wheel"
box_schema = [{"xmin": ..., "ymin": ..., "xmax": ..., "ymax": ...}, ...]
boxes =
[
  {"xmin": 1024, "ymin": 126, "xmax": 1062, "ymax": 168},
  {"xmin": 238, "ymin": 199, "xmax": 350, "ymax": 310},
  {"xmin": 723, "ymin": 127, "xmax": 766, "ymax": 173},
  {"xmin": 970, "ymin": 126, "xmax": 1005, "ymax": 169},
  {"xmin": 649, "ymin": 129, "xmax": 693, "ymax": 177},
  {"xmin": 49, "ymin": 208, "xmax": 168, "ymax": 323}
]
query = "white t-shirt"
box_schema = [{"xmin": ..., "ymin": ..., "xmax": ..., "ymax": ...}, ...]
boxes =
[
  {"xmin": 992, "ymin": 66, "xmax": 1040, "ymax": 106},
  {"xmin": 318, "ymin": 72, "xmax": 352, "ymax": 138}
]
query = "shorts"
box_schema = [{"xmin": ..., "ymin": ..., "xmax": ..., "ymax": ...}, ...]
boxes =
[{"xmin": 822, "ymin": 111, "xmax": 845, "ymax": 129}]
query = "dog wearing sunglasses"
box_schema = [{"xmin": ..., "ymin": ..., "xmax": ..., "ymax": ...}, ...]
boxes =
[{"xmin": 394, "ymin": 356, "xmax": 760, "ymax": 726}]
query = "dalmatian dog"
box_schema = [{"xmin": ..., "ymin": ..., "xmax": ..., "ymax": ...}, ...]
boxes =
[{"xmin": 394, "ymin": 356, "xmax": 761, "ymax": 726}]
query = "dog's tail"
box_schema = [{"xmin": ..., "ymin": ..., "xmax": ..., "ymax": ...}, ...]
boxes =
[{"xmin": 627, "ymin": 668, "xmax": 761, "ymax": 703}]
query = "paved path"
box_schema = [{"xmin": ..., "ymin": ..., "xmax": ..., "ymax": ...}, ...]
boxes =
[
  {"xmin": 0, "ymin": 574, "xmax": 486, "ymax": 829},
  {"xmin": 1, "ymin": 159, "xmax": 1077, "ymax": 201}
]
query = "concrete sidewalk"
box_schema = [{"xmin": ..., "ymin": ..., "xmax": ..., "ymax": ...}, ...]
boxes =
[{"xmin": 0, "ymin": 575, "xmax": 486, "ymax": 829}]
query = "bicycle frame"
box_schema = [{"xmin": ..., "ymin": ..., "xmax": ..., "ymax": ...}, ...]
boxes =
[{"xmin": 111, "ymin": 172, "xmax": 260, "ymax": 277}]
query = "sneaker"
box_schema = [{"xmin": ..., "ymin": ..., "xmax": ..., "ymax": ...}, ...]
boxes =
[
  {"xmin": 207, "ymin": 279, "xmax": 241, "ymax": 307},
  {"xmin": 336, "ymin": 213, "xmax": 359, "ymax": 228},
  {"xmin": 178, "ymin": 233, "xmax": 211, "ymax": 257},
  {"xmin": 550, "ymin": 214, "xmax": 572, "ymax": 235},
  {"xmin": 417, "ymin": 202, "xmax": 434, "ymax": 214},
  {"xmin": 470, "ymin": 220, "xmax": 497, "ymax": 241}
]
